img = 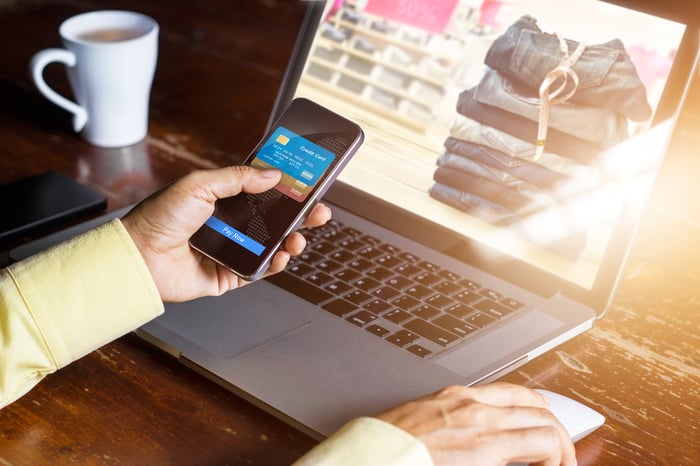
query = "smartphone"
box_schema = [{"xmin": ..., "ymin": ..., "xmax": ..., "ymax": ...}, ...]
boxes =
[
  {"xmin": 189, "ymin": 98, "xmax": 364, "ymax": 280},
  {"xmin": 0, "ymin": 171, "xmax": 107, "ymax": 244}
]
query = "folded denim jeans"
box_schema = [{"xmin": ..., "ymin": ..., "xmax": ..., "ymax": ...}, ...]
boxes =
[
  {"xmin": 433, "ymin": 166, "xmax": 540, "ymax": 213},
  {"xmin": 449, "ymin": 114, "xmax": 599, "ymax": 183},
  {"xmin": 474, "ymin": 69, "xmax": 628, "ymax": 147},
  {"xmin": 429, "ymin": 182, "xmax": 517, "ymax": 224},
  {"xmin": 484, "ymin": 15, "xmax": 651, "ymax": 121},
  {"xmin": 436, "ymin": 150, "xmax": 571, "ymax": 209},
  {"xmin": 437, "ymin": 150, "xmax": 517, "ymax": 185},
  {"xmin": 457, "ymin": 87, "xmax": 602, "ymax": 163},
  {"xmin": 442, "ymin": 137, "xmax": 573, "ymax": 188}
]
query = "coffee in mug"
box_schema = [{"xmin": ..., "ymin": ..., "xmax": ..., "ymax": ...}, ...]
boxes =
[
  {"xmin": 76, "ymin": 27, "xmax": 148, "ymax": 42},
  {"xmin": 30, "ymin": 10, "xmax": 159, "ymax": 148}
]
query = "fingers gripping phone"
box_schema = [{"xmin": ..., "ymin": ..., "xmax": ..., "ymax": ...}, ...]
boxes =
[{"xmin": 189, "ymin": 98, "xmax": 364, "ymax": 281}]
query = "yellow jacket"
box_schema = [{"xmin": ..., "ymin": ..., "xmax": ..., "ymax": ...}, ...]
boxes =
[{"xmin": 0, "ymin": 219, "xmax": 432, "ymax": 465}]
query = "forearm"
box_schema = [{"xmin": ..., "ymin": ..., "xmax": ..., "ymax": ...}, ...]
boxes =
[{"xmin": 0, "ymin": 219, "xmax": 163, "ymax": 408}]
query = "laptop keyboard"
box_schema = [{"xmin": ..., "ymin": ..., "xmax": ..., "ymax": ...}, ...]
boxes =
[{"xmin": 266, "ymin": 219, "xmax": 527, "ymax": 359}]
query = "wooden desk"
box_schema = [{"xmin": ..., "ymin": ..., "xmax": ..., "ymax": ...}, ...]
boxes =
[{"xmin": 0, "ymin": 1, "xmax": 698, "ymax": 465}]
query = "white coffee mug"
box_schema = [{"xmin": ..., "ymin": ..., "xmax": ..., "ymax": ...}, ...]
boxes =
[{"xmin": 31, "ymin": 10, "xmax": 158, "ymax": 148}]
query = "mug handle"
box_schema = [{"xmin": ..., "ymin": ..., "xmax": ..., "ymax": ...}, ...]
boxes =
[{"xmin": 30, "ymin": 49, "xmax": 88, "ymax": 132}]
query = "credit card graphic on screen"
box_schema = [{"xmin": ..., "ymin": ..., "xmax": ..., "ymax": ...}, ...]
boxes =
[{"xmin": 250, "ymin": 126, "xmax": 336, "ymax": 202}]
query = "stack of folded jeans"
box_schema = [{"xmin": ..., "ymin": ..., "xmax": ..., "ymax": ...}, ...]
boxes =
[{"xmin": 429, "ymin": 15, "xmax": 650, "ymax": 258}]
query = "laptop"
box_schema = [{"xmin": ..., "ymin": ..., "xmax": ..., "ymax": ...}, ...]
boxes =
[{"xmin": 12, "ymin": 0, "xmax": 699, "ymax": 440}]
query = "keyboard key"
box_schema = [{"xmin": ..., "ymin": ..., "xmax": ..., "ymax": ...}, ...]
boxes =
[
  {"xmin": 343, "ymin": 289, "xmax": 373, "ymax": 305},
  {"xmin": 353, "ymin": 276, "xmax": 381, "ymax": 292},
  {"xmin": 346, "ymin": 310, "xmax": 378, "ymax": 327},
  {"xmin": 338, "ymin": 237, "xmax": 366, "ymax": 251},
  {"xmin": 364, "ymin": 298, "xmax": 392, "ymax": 314},
  {"xmin": 288, "ymin": 263, "xmax": 314, "ymax": 277},
  {"xmin": 379, "ymin": 243, "xmax": 401, "ymax": 255},
  {"xmin": 316, "ymin": 260, "xmax": 343, "ymax": 273},
  {"xmin": 321, "ymin": 229, "xmax": 347, "ymax": 242},
  {"xmin": 434, "ymin": 280, "xmax": 460, "ymax": 296},
  {"xmin": 473, "ymin": 299, "xmax": 514, "ymax": 319},
  {"xmin": 366, "ymin": 266, "xmax": 394, "ymax": 281},
  {"xmin": 404, "ymin": 319, "xmax": 459, "ymax": 347},
  {"xmin": 347, "ymin": 258, "xmax": 374, "ymax": 271},
  {"xmin": 418, "ymin": 260, "xmax": 440, "ymax": 273},
  {"xmin": 312, "ymin": 241, "xmax": 337, "ymax": 255},
  {"xmin": 365, "ymin": 324, "xmax": 390, "ymax": 337},
  {"xmin": 404, "ymin": 284, "xmax": 433, "ymax": 299},
  {"xmin": 464, "ymin": 311, "xmax": 496, "ymax": 328},
  {"xmin": 305, "ymin": 271, "xmax": 334, "ymax": 286},
  {"xmin": 357, "ymin": 245, "xmax": 383, "ymax": 259},
  {"xmin": 438, "ymin": 269, "xmax": 461, "ymax": 282},
  {"xmin": 325, "ymin": 281, "xmax": 353, "ymax": 295},
  {"xmin": 453, "ymin": 289, "xmax": 481, "ymax": 304},
  {"xmin": 398, "ymin": 251, "xmax": 419, "ymax": 263},
  {"xmin": 480, "ymin": 288, "xmax": 503, "ymax": 301},
  {"xmin": 407, "ymin": 344, "xmax": 432, "ymax": 358},
  {"xmin": 322, "ymin": 298, "xmax": 357, "ymax": 316},
  {"xmin": 445, "ymin": 302, "xmax": 472, "ymax": 319},
  {"xmin": 267, "ymin": 273, "xmax": 333, "ymax": 304},
  {"xmin": 376, "ymin": 254, "xmax": 403, "ymax": 268},
  {"xmin": 384, "ymin": 308, "xmax": 412, "ymax": 324},
  {"xmin": 459, "ymin": 278, "xmax": 482, "ymax": 291},
  {"xmin": 297, "ymin": 250, "xmax": 324, "ymax": 264},
  {"xmin": 425, "ymin": 293, "xmax": 455, "ymax": 309},
  {"xmin": 433, "ymin": 315, "xmax": 478, "ymax": 338},
  {"xmin": 314, "ymin": 221, "xmax": 338, "ymax": 234},
  {"xmin": 386, "ymin": 275, "xmax": 413, "ymax": 290},
  {"xmin": 342, "ymin": 226, "xmax": 363, "ymax": 237},
  {"xmin": 360, "ymin": 234, "xmax": 381, "ymax": 245},
  {"xmin": 501, "ymin": 297, "xmax": 525, "ymax": 310},
  {"xmin": 373, "ymin": 285, "xmax": 401, "ymax": 301},
  {"xmin": 330, "ymin": 249, "xmax": 354, "ymax": 263},
  {"xmin": 386, "ymin": 329, "xmax": 419, "ymax": 347},
  {"xmin": 414, "ymin": 271, "xmax": 441, "ymax": 286},
  {"xmin": 392, "ymin": 295, "xmax": 421, "ymax": 311},
  {"xmin": 394, "ymin": 263, "xmax": 421, "ymax": 277},
  {"xmin": 412, "ymin": 304, "xmax": 440, "ymax": 320},
  {"xmin": 335, "ymin": 268, "xmax": 362, "ymax": 283}
]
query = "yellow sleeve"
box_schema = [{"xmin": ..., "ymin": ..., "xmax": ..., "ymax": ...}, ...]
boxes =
[
  {"xmin": 293, "ymin": 417, "xmax": 434, "ymax": 466},
  {"xmin": 0, "ymin": 219, "xmax": 164, "ymax": 408}
]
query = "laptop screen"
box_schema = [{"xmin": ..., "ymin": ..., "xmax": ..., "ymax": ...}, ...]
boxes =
[{"xmin": 291, "ymin": 0, "xmax": 694, "ymax": 295}]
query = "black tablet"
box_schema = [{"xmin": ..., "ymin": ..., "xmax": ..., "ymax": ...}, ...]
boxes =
[{"xmin": 0, "ymin": 171, "xmax": 107, "ymax": 243}]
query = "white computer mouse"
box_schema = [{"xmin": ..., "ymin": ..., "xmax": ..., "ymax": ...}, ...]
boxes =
[{"xmin": 535, "ymin": 389, "xmax": 606, "ymax": 442}]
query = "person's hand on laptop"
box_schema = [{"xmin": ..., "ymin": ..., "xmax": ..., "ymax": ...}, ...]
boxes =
[
  {"xmin": 121, "ymin": 166, "xmax": 331, "ymax": 302},
  {"xmin": 376, "ymin": 382, "xmax": 576, "ymax": 466}
]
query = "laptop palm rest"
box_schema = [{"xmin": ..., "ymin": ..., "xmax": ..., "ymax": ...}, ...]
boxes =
[{"xmin": 152, "ymin": 289, "xmax": 309, "ymax": 359}]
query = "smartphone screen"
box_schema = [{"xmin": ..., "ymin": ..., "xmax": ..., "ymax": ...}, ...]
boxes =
[{"xmin": 189, "ymin": 98, "xmax": 364, "ymax": 280}]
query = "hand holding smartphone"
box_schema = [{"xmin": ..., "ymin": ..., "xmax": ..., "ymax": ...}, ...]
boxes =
[{"xmin": 189, "ymin": 98, "xmax": 364, "ymax": 280}]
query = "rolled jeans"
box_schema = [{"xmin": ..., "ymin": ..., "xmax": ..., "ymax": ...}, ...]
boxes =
[
  {"xmin": 474, "ymin": 69, "xmax": 628, "ymax": 147},
  {"xmin": 484, "ymin": 15, "xmax": 651, "ymax": 121}
]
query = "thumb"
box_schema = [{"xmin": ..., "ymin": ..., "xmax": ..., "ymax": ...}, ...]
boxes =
[{"xmin": 191, "ymin": 165, "xmax": 281, "ymax": 203}]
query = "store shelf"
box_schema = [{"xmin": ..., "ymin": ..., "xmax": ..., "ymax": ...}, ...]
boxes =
[{"xmin": 300, "ymin": 7, "xmax": 454, "ymax": 131}]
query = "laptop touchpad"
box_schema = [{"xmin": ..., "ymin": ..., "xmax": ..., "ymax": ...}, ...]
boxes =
[{"xmin": 155, "ymin": 289, "xmax": 309, "ymax": 359}]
